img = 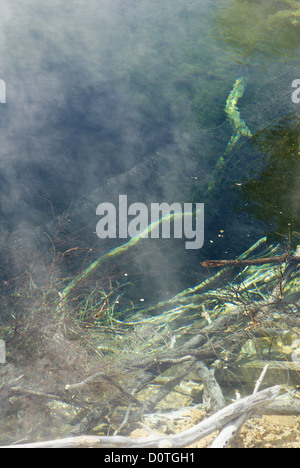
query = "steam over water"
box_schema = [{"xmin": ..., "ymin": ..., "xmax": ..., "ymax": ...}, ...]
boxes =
[{"xmin": 0, "ymin": 1, "xmax": 299, "ymax": 447}]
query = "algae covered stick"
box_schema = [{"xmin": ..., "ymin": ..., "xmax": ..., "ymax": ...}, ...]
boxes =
[
  {"xmin": 58, "ymin": 212, "xmax": 185, "ymax": 304},
  {"xmin": 212, "ymin": 76, "xmax": 252, "ymax": 174},
  {"xmin": 201, "ymin": 255, "xmax": 300, "ymax": 268},
  {"xmin": 224, "ymin": 76, "xmax": 252, "ymax": 153},
  {"xmin": 207, "ymin": 76, "xmax": 252, "ymax": 193}
]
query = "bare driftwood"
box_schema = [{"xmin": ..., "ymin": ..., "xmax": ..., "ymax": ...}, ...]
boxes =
[
  {"xmin": 0, "ymin": 385, "xmax": 281, "ymax": 448},
  {"xmin": 210, "ymin": 364, "xmax": 269, "ymax": 448},
  {"xmin": 264, "ymin": 391, "xmax": 300, "ymax": 415}
]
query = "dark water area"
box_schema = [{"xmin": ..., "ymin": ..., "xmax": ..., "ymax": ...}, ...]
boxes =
[{"xmin": 0, "ymin": 0, "xmax": 299, "ymax": 304}]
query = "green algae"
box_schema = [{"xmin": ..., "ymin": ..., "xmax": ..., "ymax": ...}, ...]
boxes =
[{"xmin": 214, "ymin": 0, "xmax": 300, "ymax": 61}]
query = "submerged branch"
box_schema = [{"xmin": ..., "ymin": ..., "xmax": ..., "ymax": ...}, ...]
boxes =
[
  {"xmin": 57, "ymin": 212, "xmax": 187, "ymax": 304},
  {"xmin": 201, "ymin": 255, "xmax": 300, "ymax": 268},
  {"xmin": 210, "ymin": 364, "xmax": 270, "ymax": 448},
  {"xmin": 1, "ymin": 385, "xmax": 281, "ymax": 448},
  {"xmin": 65, "ymin": 371, "xmax": 142, "ymax": 407}
]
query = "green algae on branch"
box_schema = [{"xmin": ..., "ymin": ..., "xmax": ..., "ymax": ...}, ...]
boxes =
[
  {"xmin": 224, "ymin": 77, "xmax": 252, "ymax": 154},
  {"xmin": 125, "ymin": 239, "xmax": 300, "ymax": 364},
  {"xmin": 57, "ymin": 212, "xmax": 188, "ymax": 307},
  {"xmin": 207, "ymin": 76, "xmax": 252, "ymax": 192}
]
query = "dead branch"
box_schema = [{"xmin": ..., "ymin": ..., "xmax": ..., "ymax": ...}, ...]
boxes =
[
  {"xmin": 141, "ymin": 360, "xmax": 195, "ymax": 413},
  {"xmin": 193, "ymin": 361, "xmax": 226, "ymax": 412},
  {"xmin": 201, "ymin": 255, "xmax": 300, "ymax": 268},
  {"xmin": 210, "ymin": 364, "xmax": 269, "ymax": 448},
  {"xmin": 263, "ymin": 391, "xmax": 300, "ymax": 415},
  {"xmin": 65, "ymin": 371, "xmax": 142, "ymax": 407},
  {"xmin": 0, "ymin": 385, "xmax": 281, "ymax": 448}
]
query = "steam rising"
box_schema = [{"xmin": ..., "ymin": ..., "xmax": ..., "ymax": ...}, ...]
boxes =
[
  {"xmin": 0, "ymin": 0, "xmax": 298, "ymax": 298},
  {"xmin": 0, "ymin": 0, "xmax": 185, "ymax": 227}
]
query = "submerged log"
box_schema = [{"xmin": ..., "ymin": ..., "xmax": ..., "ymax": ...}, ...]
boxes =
[{"xmin": 216, "ymin": 360, "xmax": 300, "ymax": 388}]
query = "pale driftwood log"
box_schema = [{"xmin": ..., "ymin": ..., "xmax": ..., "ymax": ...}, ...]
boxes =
[
  {"xmin": 210, "ymin": 414, "xmax": 247, "ymax": 449},
  {"xmin": 264, "ymin": 391, "xmax": 300, "ymax": 415},
  {"xmin": 210, "ymin": 364, "xmax": 269, "ymax": 448},
  {"xmin": 1, "ymin": 385, "xmax": 281, "ymax": 448}
]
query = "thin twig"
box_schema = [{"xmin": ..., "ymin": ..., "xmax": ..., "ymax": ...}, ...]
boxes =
[{"xmin": 65, "ymin": 371, "xmax": 142, "ymax": 406}]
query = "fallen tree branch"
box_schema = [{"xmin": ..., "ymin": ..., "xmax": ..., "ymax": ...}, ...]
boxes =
[
  {"xmin": 193, "ymin": 361, "xmax": 226, "ymax": 412},
  {"xmin": 141, "ymin": 360, "xmax": 194, "ymax": 413},
  {"xmin": 264, "ymin": 390, "xmax": 300, "ymax": 415},
  {"xmin": 1, "ymin": 385, "xmax": 281, "ymax": 448},
  {"xmin": 201, "ymin": 255, "xmax": 300, "ymax": 269},
  {"xmin": 65, "ymin": 371, "xmax": 142, "ymax": 407},
  {"xmin": 210, "ymin": 364, "xmax": 270, "ymax": 448},
  {"xmin": 8, "ymin": 387, "xmax": 85, "ymax": 408},
  {"xmin": 58, "ymin": 213, "xmax": 186, "ymax": 304}
]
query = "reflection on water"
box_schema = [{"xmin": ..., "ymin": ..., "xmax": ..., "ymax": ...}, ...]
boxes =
[
  {"xmin": 241, "ymin": 113, "xmax": 300, "ymax": 239},
  {"xmin": 0, "ymin": 0, "xmax": 299, "ymax": 448}
]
